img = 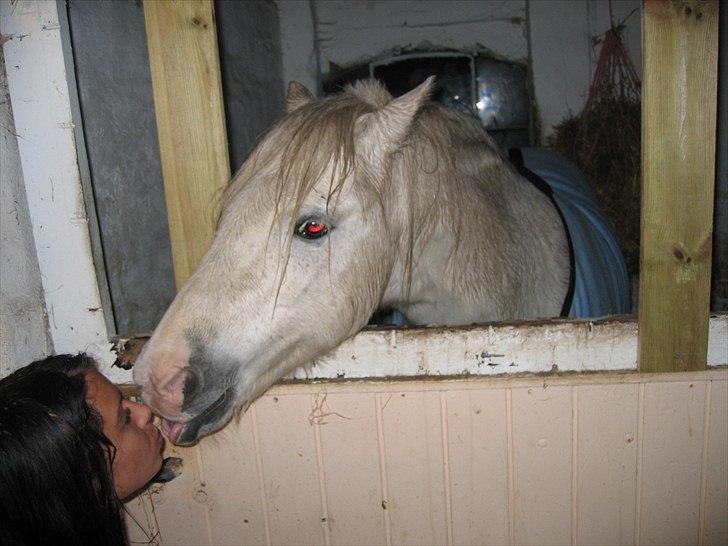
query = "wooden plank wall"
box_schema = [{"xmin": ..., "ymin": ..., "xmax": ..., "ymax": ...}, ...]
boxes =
[
  {"xmin": 124, "ymin": 371, "xmax": 728, "ymax": 546},
  {"xmin": 639, "ymin": 0, "xmax": 719, "ymax": 371},
  {"xmin": 143, "ymin": 0, "xmax": 230, "ymax": 288}
]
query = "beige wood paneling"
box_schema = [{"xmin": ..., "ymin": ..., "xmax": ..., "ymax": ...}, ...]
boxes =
[
  {"xmin": 125, "ymin": 371, "xmax": 728, "ymax": 546},
  {"xmin": 124, "ymin": 490, "xmax": 160, "ymax": 545},
  {"xmin": 511, "ymin": 385, "xmax": 573, "ymax": 546},
  {"xmin": 254, "ymin": 394, "xmax": 325, "ymax": 545},
  {"xmin": 316, "ymin": 392, "xmax": 387, "ymax": 545},
  {"xmin": 198, "ymin": 411, "xmax": 267, "ymax": 545},
  {"xmin": 576, "ymin": 384, "xmax": 639, "ymax": 545},
  {"xmin": 147, "ymin": 444, "xmax": 210, "ymax": 545},
  {"xmin": 701, "ymin": 379, "xmax": 728, "ymax": 546},
  {"xmin": 445, "ymin": 389, "xmax": 509, "ymax": 545},
  {"xmin": 640, "ymin": 381, "xmax": 707, "ymax": 545},
  {"xmin": 381, "ymin": 390, "xmax": 448, "ymax": 545}
]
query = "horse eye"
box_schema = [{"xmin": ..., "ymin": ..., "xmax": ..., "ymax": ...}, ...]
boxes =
[{"xmin": 295, "ymin": 219, "xmax": 329, "ymax": 240}]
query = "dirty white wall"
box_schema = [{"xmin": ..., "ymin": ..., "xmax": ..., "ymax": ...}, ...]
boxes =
[
  {"xmin": 0, "ymin": 48, "xmax": 51, "ymax": 376},
  {"xmin": 530, "ymin": 0, "xmax": 641, "ymax": 137},
  {"xmin": 278, "ymin": 0, "xmax": 319, "ymax": 94},
  {"xmin": 65, "ymin": 0, "xmax": 285, "ymax": 335},
  {"xmin": 312, "ymin": 0, "xmax": 528, "ymax": 65},
  {"xmin": 1, "ymin": 0, "xmax": 118, "ymax": 378},
  {"xmin": 277, "ymin": 0, "xmax": 641, "ymax": 138}
]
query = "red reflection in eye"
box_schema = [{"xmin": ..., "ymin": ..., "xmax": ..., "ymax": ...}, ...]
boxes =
[
  {"xmin": 297, "ymin": 219, "xmax": 329, "ymax": 239},
  {"xmin": 307, "ymin": 222, "xmax": 326, "ymax": 234}
]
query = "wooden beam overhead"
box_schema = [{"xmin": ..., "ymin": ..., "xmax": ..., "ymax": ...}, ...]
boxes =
[
  {"xmin": 639, "ymin": 0, "xmax": 719, "ymax": 371},
  {"xmin": 143, "ymin": 0, "xmax": 230, "ymax": 288}
]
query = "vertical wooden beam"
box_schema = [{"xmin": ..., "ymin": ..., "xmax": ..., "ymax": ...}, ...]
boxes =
[
  {"xmin": 639, "ymin": 0, "xmax": 719, "ymax": 372},
  {"xmin": 144, "ymin": 0, "xmax": 230, "ymax": 288}
]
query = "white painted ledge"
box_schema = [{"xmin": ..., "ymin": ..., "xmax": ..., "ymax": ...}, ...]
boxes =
[
  {"xmin": 287, "ymin": 315, "xmax": 728, "ymax": 380},
  {"xmin": 112, "ymin": 316, "xmax": 726, "ymax": 385}
]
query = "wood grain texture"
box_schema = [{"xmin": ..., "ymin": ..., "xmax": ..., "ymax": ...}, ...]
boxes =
[
  {"xmin": 143, "ymin": 0, "xmax": 230, "ymax": 287},
  {"xmin": 639, "ymin": 0, "xmax": 719, "ymax": 371}
]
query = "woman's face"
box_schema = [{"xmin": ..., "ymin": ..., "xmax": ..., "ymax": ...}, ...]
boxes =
[{"xmin": 85, "ymin": 371, "xmax": 164, "ymax": 499}]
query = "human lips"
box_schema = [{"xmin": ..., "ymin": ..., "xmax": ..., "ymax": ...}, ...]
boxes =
[{"xmin": 154, "ymin": 426, "xmax": 164, "ymax": 450}]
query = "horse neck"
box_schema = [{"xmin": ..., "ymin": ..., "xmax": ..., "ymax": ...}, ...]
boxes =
[
  {"xmin": 381, "ymin": 140, "xmax": 507, "ymax": 322},
  {"xmin": 381, "ymin": 116, "xmax": 568, "ymax": 324}
]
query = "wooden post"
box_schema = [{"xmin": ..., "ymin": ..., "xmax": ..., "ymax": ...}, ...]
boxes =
[
  {"xmin": 143, "ymin": 0, "xmax": 230, "ymax": 288},
  {"xmin": 639, "ymin": 0, "xmax": 719, "ymax": 372}
]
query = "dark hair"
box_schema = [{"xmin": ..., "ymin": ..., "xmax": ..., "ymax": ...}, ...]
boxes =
[{"xmin": 0, "ymin": 354, "xmax": 127, "ymax": 546}]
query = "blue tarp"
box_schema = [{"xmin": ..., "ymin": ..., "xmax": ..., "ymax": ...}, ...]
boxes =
[{"xmin": 519, "ymin": 147, "xmax": 631, "ymax": 318}]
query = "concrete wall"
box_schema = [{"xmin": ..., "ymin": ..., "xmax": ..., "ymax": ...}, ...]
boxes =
[
  {"xmin": 67, "ymin": 0, "xmax": 176, "ymax": 335},
  {"xmin": 0, "ymin": 48, "xmax": 52, "ymax": 376},
  {"xmin": 277, "ymin": 0, "xmax": 642, "ymax": 139},
  {"xmin": 217, "ymin": 0, "xmax": 285, "ymax": 171},
  {"xmin": 66, "ymin": 0, "xmax": 284, "ymax": 334}
]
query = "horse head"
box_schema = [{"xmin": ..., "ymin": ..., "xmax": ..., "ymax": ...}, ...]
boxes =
[{"xmin": 133, "ymin": 78, "xmax": 436, "ymax": 444}]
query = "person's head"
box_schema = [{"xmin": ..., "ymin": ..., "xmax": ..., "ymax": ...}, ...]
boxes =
[{"xmin": 0, "ymin": 353, "xmax": 164, "ymax": 546}]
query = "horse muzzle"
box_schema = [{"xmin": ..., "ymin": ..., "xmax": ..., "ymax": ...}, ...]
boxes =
[{"xmin": 160, "ymin": 386, "xmax": 237, "ymax": 445}]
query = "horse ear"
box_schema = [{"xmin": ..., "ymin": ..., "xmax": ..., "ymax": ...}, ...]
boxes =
[
  {"xmin": 286, "ymin": 81, "xmax": 314, "ymax": 113},
  {"xmin": 362, "ymin": 76, "xmax": 435, "ymax": 156}
]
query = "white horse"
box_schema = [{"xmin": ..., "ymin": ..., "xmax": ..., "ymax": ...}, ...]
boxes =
[{"xmin": 133, "ymin": 77, "xmax": 571, "ymax": 444}]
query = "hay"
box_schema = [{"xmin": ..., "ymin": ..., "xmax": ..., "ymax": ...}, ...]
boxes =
[{"xmin": 548, "ymin": 26, "xmax": 641, "ymax": 276}]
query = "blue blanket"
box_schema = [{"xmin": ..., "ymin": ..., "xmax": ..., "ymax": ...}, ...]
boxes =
[{"xmin": 519, "ymin": 148, "xmax": 631, "ymax": 318}]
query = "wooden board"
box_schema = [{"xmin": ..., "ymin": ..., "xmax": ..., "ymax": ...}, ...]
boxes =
[
  {"xmin": 639, "ymin": 0, "xmax": 719, "ymax": 371},
  {"xmin": 125, "ymin": 370, "xmax": 728, "ymax": 545},
  {"xmin": 143, "ymin": 0, "xmax": 230, "ymax": 287}
]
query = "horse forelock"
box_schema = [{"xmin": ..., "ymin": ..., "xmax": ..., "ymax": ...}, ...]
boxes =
[
  {"xmin": 217, "ymin": 80, "xmax": 512, "ymax": 315},
  {"xmin": 343, "ymin": 79, "xmax": 393, "ymax": 109},
  {"xmin": 222, "ymin": 91, "xmax": 379, "ymax": 211}
]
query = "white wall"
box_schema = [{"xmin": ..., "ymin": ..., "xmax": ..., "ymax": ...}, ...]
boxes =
[
  {"xmin": 530, "ymin": 0, "xmax": 641, "ymax": 136},
  {"xmin": 1, "ymin": 0, "xmax": 119, "ymax": 379},
  {"xmin": 313, "ymin": 0, "xmax": 528, "ymax": 66},
  {"xmin": 278, "ymin": 0, "xmax": 320, "ymax": 94},
  {"xmin": 277, "ymin": 0, "xmax": 642, "ymax": 139},
  {"xmin": 0, "ymin": 48, "xmax": 51, "ymax": 376}
]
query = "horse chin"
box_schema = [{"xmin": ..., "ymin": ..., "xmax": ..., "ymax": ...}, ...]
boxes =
[{"xmin": 161, "ymin": 387, "xmax": 237, "ymax": 445}]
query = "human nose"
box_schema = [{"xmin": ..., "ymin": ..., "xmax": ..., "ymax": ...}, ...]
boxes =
[{"xmin": 129, "ymin": 400, "xmax": 154, "ymax": 427}]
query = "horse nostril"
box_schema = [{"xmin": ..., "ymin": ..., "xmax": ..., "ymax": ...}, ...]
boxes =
[{"xmin": 182, "ymin": 369, "xmax": 201, "ymax": 403}]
